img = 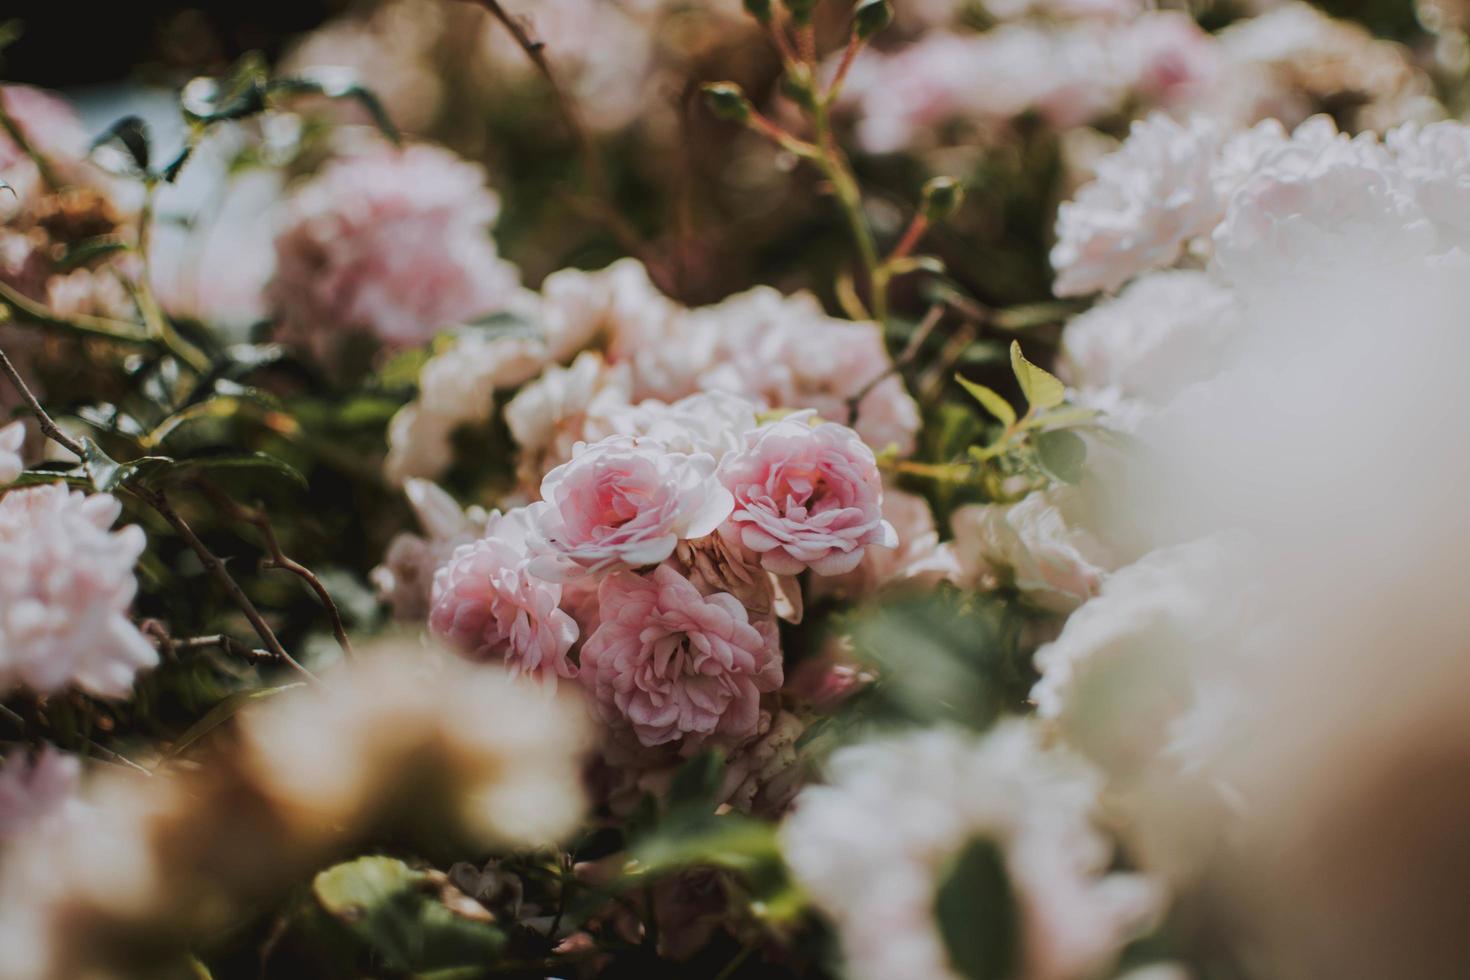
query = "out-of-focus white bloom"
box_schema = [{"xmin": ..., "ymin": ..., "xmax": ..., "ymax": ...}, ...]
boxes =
[
  {"xmin": 505, "ymin": 352, "xmax": 633, "ymax": 490},
  {"xmin": 984, "ymin": 0, "xmax": 1142, "ymax": 21},
  {"xmin": 782, "ymin": 721, "xmax": 1160, "ymax": 980},
  {"xmin": 371, "ymin": 479, "xmax": 489, "ymax": 621},
  {"xmin": 269, "ymin": 144, "xmax": 522, "ymax": 362},
  {"xmin": 1212, "ymin": 120, "xmax": 1432, "ymax": 291},
  {"xmin": 1386, "ymin": 120, "xmax": 1470, "ymax": 250},
  {"xmin": 0, "ymin": 485, "xmax": 156, "ymax": 699},
  {"xmin": 1030, "ymin": 537, "xmax": 1249, "ymax": 780},
  {"xmin": 0, "ymin": 749, "xmax": 85, "ymax": 847},
  {"xmin": 1118, "ymin": 12, "xmax": 1221, "ymax": 111},
  {"xmin": 0, "ymin": 423, "xmax": 23, "ymax": 484},
  {"xmin": 1052, "ymin": 114, "xmax": 1223, "ymax": 296},
  {"xmin": 951, "ymin": 487, "xmax": 1113, "ymax": 612},
  {"xmin": 1059, "ymin": 270, "xmax": 1239, "ymax": 404}
]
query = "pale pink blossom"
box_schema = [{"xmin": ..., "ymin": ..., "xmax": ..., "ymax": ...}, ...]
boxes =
[
  {"xmin": 529, "ymin": 435, "xmax": 733, "ymax": 577},
  {"xmin": 538, "ymin": 258, "xmax": 679, "ymax": 362},
  {"xmin": 504, "ymin": 351, "xmax": 634, "ymax": 489},
  {"xmin": 1385, "ymin": 120, "xmax": 1470, "ymax": 250},
  {"xmin": 1118, "ymin": 12, "xmax": 1221, "ymax": 110},
  {"xmin": 429, "ymin": 508, "xmax": 579, "ymax": 684},
  {"xmin": 814, "ymin": 488, "xmax": 961, "ymax": 600},
  {"xmin": 1052, "ymin": 113, "xmax": 1224, "ymax": 296},
  {"xmin": 268, "ymin": 144, "xmax": 521, "ymax": 362},
  {"xmin": 0, "ymin": 485, "xmax": 156, "ymax": 698},
  {"xmin": 371, "ymin": 479, "xmax": 489, "ymax": 621},
  {"xmin": 0, "ymin": 423, "xmax": 23, "ymax": 484},
  {"xmin": 578, "ymin": 563, "xmax": 782, "ymax": 748},
  {"xmin": 0, "ymin": 748, "xmax": 85, "ymax": 847},
  {"xmin": 689, "ymin": 287, "xmax": 920, "ymax": 455},
  {"xmin": 598, "ymin": 391, "xmax": 760, "ymax": 463},
  {"xmin": 717, "ymin": 413, "xmax": 896, "ymax": 577}
]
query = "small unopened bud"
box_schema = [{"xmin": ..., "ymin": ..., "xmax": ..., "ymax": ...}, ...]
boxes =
[
  {"xmin": 743, "ymin": 0, "xmax": 774, "ymax": 23},
  {"xmin": 783, "ymin": 0, "xmax": 818, "ymax": 26},
  {"xmin": 780, "ymin": 69, "xmax": 818, "ymax": 111},
  {"xmin": 702, "ymin": 82, "xmax": 752, "ymax": 123},
  {"xmin": 921, "ymin": 176, "xmax": 965, "ymax": 221},
  {"xmin": 853, "ymin": 0, "xmax": 893, "ymax": 39}
]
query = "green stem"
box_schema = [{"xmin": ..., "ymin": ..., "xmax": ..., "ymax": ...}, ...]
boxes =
[
  {"xmin": 135, "ymin": 181, "xmax": 211, "ymax": 373},
  {"xmin": 0, "ymin": 279, "xmax": 158, "ymax": 347},
  {"xmin": 809, "ymin": 99, "xmax": 885, "ymax": 324}
]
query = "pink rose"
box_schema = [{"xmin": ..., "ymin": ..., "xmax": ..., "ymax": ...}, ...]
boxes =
[
  {"xmin": 0, "ymin": 422, "xmax": 24, "ymax": 484},
  {"xmin": 429, "ymin": 509, "xmax": 579, "ymax": 685},
  {"xmin": 717, "ymin": 413, "xmax": 897, "ymax": 577},
  {"xmin": 579, "ymin": 564, "xmax": 782, "ymax": 748},
  {"xmin": 528, "ymin": 435, "xmax": 733, "ymax": 578}
]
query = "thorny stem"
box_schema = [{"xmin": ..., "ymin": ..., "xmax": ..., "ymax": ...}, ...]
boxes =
[
  {"xmin": 0, "ymin": 344, "xmax": 323, "ymax": 688},
  {"xmin": 195, "ymin": 480, "xmax": 355, "ymax": 662},
  {"xmin": 0, "ymin": 98, "xmax": 62, "ymax": 192}
]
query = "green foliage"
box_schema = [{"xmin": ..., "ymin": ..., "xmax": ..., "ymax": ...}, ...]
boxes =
[
  {"xmin": 934, "ymin": 838, "xmax": 1019, "ymax": 980},
  {"xmin": 1009, "ymin": 340, "xmax": 1065, "ymax": 412},
  {"xmin": 1034, "ymin": 428, "xmax": 1086, "ymax": 485},
  {"xmin": 311, "ymin": 857, "xmax": 507, "ymax": 975}
]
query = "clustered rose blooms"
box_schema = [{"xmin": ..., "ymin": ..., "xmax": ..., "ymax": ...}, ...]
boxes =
[
  {"xmin": 0, "ymin": 485, "xmax": 155, "ymax": 699},
  {"xmin": 426, "ymin": 407, "xmax": 911, "ymax": 760}
]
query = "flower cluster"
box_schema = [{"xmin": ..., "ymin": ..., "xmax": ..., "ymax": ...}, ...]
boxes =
[
  {"xmin": 385, "ymin": 259, "xmax": 921, "ymax": 484},
  {"xmin": 427, "ymin": 406, "xmax": 898, "ymax": 760}
]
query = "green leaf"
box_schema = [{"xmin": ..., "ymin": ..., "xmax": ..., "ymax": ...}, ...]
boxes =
[
  {"xmin": 89, "ymin": 116, "xmax": 151, "ymax": 175},
  {"xmin": 0, "ymin": 177, "xmax": 13, "ymax": 199},
  {"xmin": 167, "ymin": 683, "xmax": 304, "ymax": 758},
  {"xmin": 955, "ymin": 376, "xmax": 1016, "ymax": 429},
  {"xmin": 267, "ymin": 71, "xmax": 402, "ymax": 144},
  {"xmin": 81, "ymin": 438, "xmax": 129, "ymax": 492},
  {"xmin": 1009, "ymin": 341, "xmax": 1065, "ymax": 411},
  {"xmin": 1034, "ymin": 429, "xmax": 1087, "ymax": 485},
  {"xmin": 180, "ymin": 53, "xmax": 270, "ymax": 123},
  {"xmin": 136, "ymin": 451, "xmax": 308, "ymax": 490},
  {"xmin": 57, "ymin": 235, "xmax": 130, "ymax": 271},
  {"xmin": 934, "ymin": 838, "xmax": 1019, "ymax": 980},
  {"xmin": 313, "ymin": 856, "xmax": 506, "ymax": 972},
  {"xmin": 668, "ymin": 749, "xmax": 725, "ymax": 815}
]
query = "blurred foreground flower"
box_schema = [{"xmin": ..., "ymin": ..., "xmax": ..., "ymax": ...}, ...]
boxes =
[{"xmin": 0, "ymin": 643, "xmax": 590, "ymax": 980}]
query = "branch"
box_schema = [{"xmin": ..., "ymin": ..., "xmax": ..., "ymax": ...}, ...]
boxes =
[
  {"xmin": 0, "ymin": 345, "xmax": 84, "ymax": 457},
  {"xmin": 0, "ymin": 344, "xmax": 323, "ymax": 688},
  {"xmin": 0, "ymin": 280, "xmax": 158, "ymax": 349},
  {"xmin": 464, "ymin": 0, "xmax": 610, "ymax": 204},
  {"xmin": 134, "ymin": 486, "xmax": 325, "ymax": 687},
  {"xmin": 194, "ymin": 480, "xmax": 355, "ymax": 662},
  {"xmin": 846, "ymin": 303, "xmax": 944, "ymax": 425}
]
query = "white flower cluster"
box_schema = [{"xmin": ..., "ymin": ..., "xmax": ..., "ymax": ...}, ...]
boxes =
[
  {"xmin": 782, "ymin": 720, "xmax": 1160, "ymax": 980},
  {"xmin": 385, "ymin": 258, "xmax": 921, "ymax": 485}
]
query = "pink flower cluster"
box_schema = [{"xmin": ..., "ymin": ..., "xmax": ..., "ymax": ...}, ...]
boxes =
[
  {"xmin": 0, "ymin": 485, "xmax": 157, "ymax": 698},
  {"xmin": 268, "ymin": 143, "xmax": 522, "ymax": 365},
  {"xmin": 428, "ymin": 409, "xmax": 898, "ymax": 754}
]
